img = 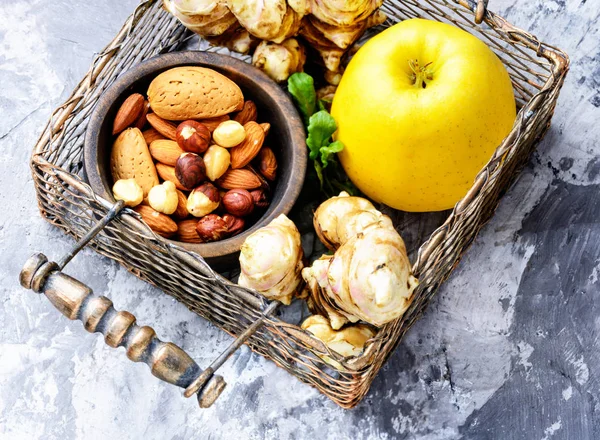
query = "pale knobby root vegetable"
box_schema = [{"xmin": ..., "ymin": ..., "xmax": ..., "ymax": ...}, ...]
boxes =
[
  {"xmin": 299, "ymin": 6, "xmax": 386, "ymax": 83},
  {"xmin": 238, "ymin": 214, "xmax": 304, "ymax": 305},
  {"xmin": 316, "ymin": 85, "xmax": 337, "ymax": 104},
  {"xmin": 163, "ymin": 0, "xmax": 237, "ymax": 37},
  {"xmin": 301, "ymin": 315, "xmax": 375, "ymax": 367},
  {"xmin": 252, "ymin": 39, "xmax": 306, "ymax": 83},
  {"xmin": 206, "ymin": 25, "xmax": 258, "ymax": 54},
  {"xmin": 309, "ymin": 0, "xmax": 383, "ymax": 26},
  {"xmin": 304, "ymin": 192, "xmax": 418, "ymax": 328},
  {"xmin": 227, "ymin": 0, "xmax": 304, "ymax": 43},
  {"xmin": 163, "ymin": 0, "xmax": 386, "ymax": 84},
  {"xmin": 312, "ymin": 191, "xmax": 393, "ymax": 250}
]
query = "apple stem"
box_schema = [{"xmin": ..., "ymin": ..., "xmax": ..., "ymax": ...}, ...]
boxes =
[{"xmin": 408, "ymin": 59, "xmax": 433, "ymax": 89}]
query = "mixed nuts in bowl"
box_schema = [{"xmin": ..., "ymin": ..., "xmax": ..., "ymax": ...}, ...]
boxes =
[{"xmin": 84, "ymin": 51, "xmax": 307, "ymax": 268}]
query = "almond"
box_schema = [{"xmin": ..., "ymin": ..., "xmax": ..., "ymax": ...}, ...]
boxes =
[
  {"xmin": 149, "ymin": 139, "xmax": 184, "ymax": 166},
  {"xmin": 134, "ymin": 99, "xmax": 150, "ymax": 130},
  {"xmin": 229, "ymin": 121, "xmax": 264, "ymax": 169},
  {"xmin": 113, "ymin": 93, "xmax": 145, "ymax": 135},
  {"xmin": 198, "ymin": 115, "xmax": 230, "ymax": 132},
  {"xmin": 173, "ymin": 190, "xmax": 189, "ymax": 220},
  {"xmin": 147, "ymin": 113, "xmax": 177, "ymax": 140},
  {"xmin": 142, "ymin": 128, "xmax": 165, "ymax": 145},
  {"xmin": 256, "ymin": 147, "xmax": 277, "ymax": 181},
  {"xmin": 176, "ymin": 219, "xmax": 201, "ymax": 243},
  {"xmin": 147, "ymin": 66, "xmax": 244, "ymax": 120},
  {"xmin": 110, "ymin": 128, "xmax": 158, "ymax": 198},
  {"xmin": 134, "ymin": 205, "xmax": 177, "ymax": 238},
  {"xmin": 233, "ymin": 100, "xmax": 257, "ymax": 125},
  {"xmin": 260, "ymin": 122, "xmax": 270, "ymax": 136},
  {"xmin": 156, "ymin": 163, "xmax": 190, "ymax": 191},
  {"xmin": 216, "ymin": 168, "xmax": 262, "ymax": 190}
]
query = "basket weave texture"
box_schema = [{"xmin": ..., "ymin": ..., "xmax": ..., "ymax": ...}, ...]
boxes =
[{"xmin": 30, "ymin": 0, "xmax": 568, "ymax": 408}]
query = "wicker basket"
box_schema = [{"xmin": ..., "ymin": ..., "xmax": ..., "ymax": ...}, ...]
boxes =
[{"xmin": 29, "ymin": 0, "xmax": 568, "ymax": 408}]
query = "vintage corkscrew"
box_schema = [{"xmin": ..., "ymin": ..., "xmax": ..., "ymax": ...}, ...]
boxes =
[{"xmin": 19, "ymin": 200, "xmax": 278, "ymax": 408}]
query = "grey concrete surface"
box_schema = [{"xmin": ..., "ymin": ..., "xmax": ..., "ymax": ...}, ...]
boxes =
[{"xmin": 1, "ymin": 1, "xmax": 599, "ymax": 439}]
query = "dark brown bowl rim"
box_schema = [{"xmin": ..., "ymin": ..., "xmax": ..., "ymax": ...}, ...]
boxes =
[{"xmin": 84, "ymin": 51, "xmax": 306, "ymax": 265}]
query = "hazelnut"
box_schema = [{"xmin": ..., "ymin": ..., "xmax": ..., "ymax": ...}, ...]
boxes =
[
  {"xmin": 204, "ymin": 145, "xmax": 231, "ymax": 181},
  {"xmin": 250, "ymin": 189, "xmax": 269, "ymax": 209},
  {"xmin": 196, "ymin": 214, "xmax": 229, "ymax": 242},
  {"xmin": 223, "ymin": 214, "xmax": 245, "ymax": 237},
  {"xmin": 187, "ymin": 183, "xmax": 220, "ymax": 217},
  {"xmin": 213, "ymin": 120, "xmax": 246, "ymax": 148},
  {"xmin": 176, "ymin": 153, "xmax": 206, "ymax": 189},
  {"xmin": 256, "ymin": 147, "xmax": 277, "ymax": 181},
  {"xmin": 176, "ymin": 120, "xmax": 210, "ymax": 154},
  {"xmin": 222, "ymin": 189, "xmax": 254, "ymax": 217},
  {"xmin": 112, "ymin": 178, "xmax": 143, "ymax": 207},
  {"xmin": 148, "ymin": 181, "xmax": 179, "ymax": 215}
]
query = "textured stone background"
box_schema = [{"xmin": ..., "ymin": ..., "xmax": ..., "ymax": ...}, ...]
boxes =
[{"xmin": 1, "ymin": 1, "xmax": 599, "ymax": 439}]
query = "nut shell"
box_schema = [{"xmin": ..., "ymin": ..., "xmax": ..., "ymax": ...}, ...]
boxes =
[
  {"xmin": 187, "ymin": 183, "xmax": 221, "ymax": 217},
  {"xmin": 222, "ymin": 189, "xmax": 254, "ymax": 217},
  {"xmin": 149, "ymin": 139, "xmax": 184, "ymax": 166},
  {"xmin": 175, "ymin": 153, "xmax": 206, "ymax": 189},
  {"xmin": 233, "ymin": 100, "xmax": 257, "ymax": 125},
  {"xmin": 147, "ymin": 113, "xmax": 178, "ymax": 140},
  {"xmin": 230, "ymin": 121, "xmax": 265, "ymax": 169},
  {"xmin": 133, "ymin": 99, "xmax": 150, "ymax": 130},
  {"xmin": 113, "ymin": 93, "xmax": 145, "ymax": 135},
  {"xmin": 134, "ymin": 205, "xmax": 177, "ymax": 238},
  {"xmin": 147, "ymin": 66, "xmax": 244, "ymax": 120},
  {"xmin": 176, "ymin": 120, "xmax": 210, "ymax": 154},
  {"xmin": 173, "ymin": 190, "xmax": 189, "ymax": 220},
  {"xmin": 256, "ymin": 147, "xmax": 277, "ymax": 181},
  {"xmin": 250, "ymin": 189, "xmax": 269, "ymax": 208},
  {"xmin": 176, "ymin": 219, "xmax": 201, "ymax": 243},
  {"xmin": 110, "ymin": 128, "xmax": 159, "ymax": 198},
  {"xmin": 142, "ymin": 128, "xmax": 164, "ymax": 145},
  {"xmin": 156, "ymin": 163, "xmax": 189, "ymax": 191},
  {"xmin": 196, "ymin": 214, "xmax": 229, "ymax": 242},
  {"xmin": 216, "ymin": 168, "xmax": 262, "ymax": 190},
  {"xmin": 260, "ymin": 122, "xmax": 270, "ymax": 136},
  {"xmin": 223, "ymin": 214, "xmax": 245, "ymax": 237},
  {"xmin": 198, "ymin": 115, "xmax": 230, "ymax": 132}
]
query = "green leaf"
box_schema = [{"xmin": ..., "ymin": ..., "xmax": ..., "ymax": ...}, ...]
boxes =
[
  {"xmin": 314, "ymin": 160, "xmax": 324, "ymax": 189},
  {"xmin": 287, "ymin": 73, "xmax": 316, "ymax": 126},
  {"xmin": 320, "ymin": 140, "xmax": 344, "ymax": 168},
  {"xmin": 306, "ymin": 110, "xmax": 337, "ymax": 161}
]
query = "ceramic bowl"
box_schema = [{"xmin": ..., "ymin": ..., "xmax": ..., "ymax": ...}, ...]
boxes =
[{"xmin": 84, "ymin": 51, "xmax": 306, "ymax": 268}]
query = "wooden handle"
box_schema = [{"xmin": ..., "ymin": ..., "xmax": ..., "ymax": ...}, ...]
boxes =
[
  {"xmin": 475, "ymin": 0, "xmax": 488, "ymax": 24},
  {"xmin": 20, "ymin": 252, "xmax": 225, "ymax": 407}
]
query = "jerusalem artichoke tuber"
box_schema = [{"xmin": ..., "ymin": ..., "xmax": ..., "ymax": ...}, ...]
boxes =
[
  {"xmin": 238, "ymin": 214, "xmax": 304, "ymax": 304},
  {"xmin": 252, "ymin": 38, "xmax": 306, "ymax": 83}
]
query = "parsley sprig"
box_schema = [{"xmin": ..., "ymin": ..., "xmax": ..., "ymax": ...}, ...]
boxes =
[{"xmin": 287, "ymin": 73, "xmax": 358, "ymax": 197}]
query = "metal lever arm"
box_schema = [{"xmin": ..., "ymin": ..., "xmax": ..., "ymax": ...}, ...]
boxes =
[{"xmin": 20, "ymin": 252, "xmax": 225, "ymax": 407}]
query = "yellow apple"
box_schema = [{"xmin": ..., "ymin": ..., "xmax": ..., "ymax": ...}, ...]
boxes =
[{"xmin": 331, "ymin": 18, "xmax": 516, "ymax": 212}]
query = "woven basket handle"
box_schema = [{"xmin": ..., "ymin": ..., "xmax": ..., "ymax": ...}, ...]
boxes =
[
  {"xmin": 17, "ymin": 200, "xmax": 230, "ymax": 407},
  {"xmin": 19, "ymin": 251, "xmax": 226, "ymax": 408},
  {"xmin": 475, "ymin": 0, "xmax": 488, "ymax": 24}
]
